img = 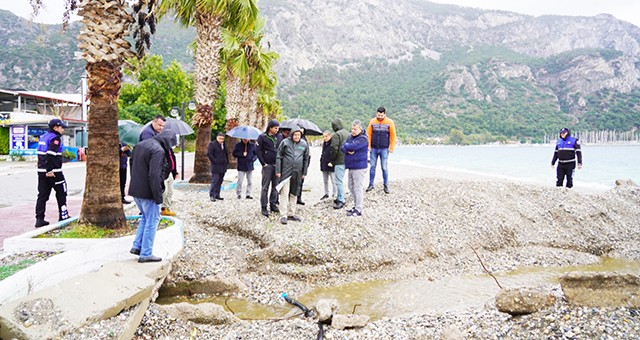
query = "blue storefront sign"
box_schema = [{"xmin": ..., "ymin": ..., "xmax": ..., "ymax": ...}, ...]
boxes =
[{"xmin": 10, "ymin": 125, "xmax": 46, "ymax": 156}]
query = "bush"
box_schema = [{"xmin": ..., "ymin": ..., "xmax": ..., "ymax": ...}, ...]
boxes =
[{"xmin": 0, "ymin": 128, "xmax": 8, "ymax": 155}]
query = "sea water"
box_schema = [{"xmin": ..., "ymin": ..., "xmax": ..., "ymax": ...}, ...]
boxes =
[{"xmin": 391, "ymin": 144, "xmax": 640, "ymax": 192}]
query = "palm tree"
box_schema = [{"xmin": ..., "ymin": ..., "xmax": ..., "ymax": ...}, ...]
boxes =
[
  {"xmin": 158, "ymin": 0, "xmax": 258, "ymax": 183},
  {"xmin": 31, "ymin": 0, "xmax": 157, "ymax": 228},
  {"xmin": 221, "ymin": 17, "xmax": 279, "ymax": 131}
]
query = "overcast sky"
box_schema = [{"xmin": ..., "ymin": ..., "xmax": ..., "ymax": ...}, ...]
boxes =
[{"xmin": 1, "ymin": 0, "xmax": 639, "ymax": 27}]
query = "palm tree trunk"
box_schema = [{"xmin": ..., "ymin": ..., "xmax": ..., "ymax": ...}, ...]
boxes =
[
  {"xmin": 79, "ymin": 61, "xmax": 126, "ymax": 228},
  {"xmin": 190, "ymin": 12, "xmax": 223, "ymax": 183}
]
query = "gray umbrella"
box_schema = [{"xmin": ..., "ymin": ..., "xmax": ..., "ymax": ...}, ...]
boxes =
[{"xmin": 144, "ymin": 117, "xmax": 194, "ymax": 136}]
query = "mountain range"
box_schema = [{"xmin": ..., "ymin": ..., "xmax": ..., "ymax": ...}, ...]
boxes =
[{"xmin": 1, "ymin": 0, "xmax": 640, "ymax": 141}]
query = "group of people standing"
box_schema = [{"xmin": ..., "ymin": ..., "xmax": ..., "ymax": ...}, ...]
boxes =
[{"xmin": 216, "ymin": 106, "xmax": 397, "ymax": 224}]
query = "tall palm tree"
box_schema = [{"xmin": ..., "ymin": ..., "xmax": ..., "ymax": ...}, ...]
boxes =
[
  {"xmin": 158, "ymin": 0, "xmax": 258, "ymax": 183},
  {"xmin": 31, "ymin": 0, "xmax": 157, "ymax": 227},
  {"xmin": 221, "ymin": 17, "xmax": 279, "ymax": 131}
]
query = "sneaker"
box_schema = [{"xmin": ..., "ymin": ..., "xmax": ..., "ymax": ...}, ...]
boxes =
[
  {"xmin": 130, "ymin": 247, "xmax": 141, "ymax": 255},
  {"xmin": 384, "ymin": 185, "xmax": 390, "ymax": 194},
  {"xmin": 287, "ymin": 215, "xmax": 302, "ymax": 222},
  {"xmin": 138, "ymin": 255, "xmax": 162, "ymax": 263},
  {"xmin": 296, "ymin": 200, "xmax": 305, "ymax": 206},
  {"xmin": 34, "ymin": 219, "xmax": 50, "ymax": 228},
  {"xmin": 161, "ymin": 208, "xmax": 176, "ymax": 216},
  {"xmin": 246, "ymin": 195, "xmax": 253, "ymax": 199},
  {"xmin": 122, "ymin": 198, "xmax": 132, "ymax": 204},
  {"xmin": 261, "ymin": 208, "xmax": 270, "ymax": 217},
  {"xmin": 347, "ymin": 209, "xmax": 362, "ymax": 217},
  {"xmin": 210, "ymin": 197, "xmax": 217, "ymax": 202},
  {"xmin": 366, "ymin": 185, "xmax": 374, "ymax": 192},
  {"xmin": 216, "ymin": 196, "xmax": 224, "ymax": 201},
  {"xmin": 320, "ymin": 194, "xmax": 329, "ymax": 200},
  {"xmin": 333, "ymin": 201, "xmax": 345, "ymax": 209},
  {"xmin": 346, "ymin": 207, "xmax": 356, "ymax": 214},
  {"xmin": 280, "ymin": 217, "xmax": 288, "ymax": 224},
  {"xmin": 271, "ymin": 206, "xmax": 280, "ymax": 213}
]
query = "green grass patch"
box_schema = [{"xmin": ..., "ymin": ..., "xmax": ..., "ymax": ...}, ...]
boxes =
[
  {"xmin": 36, "ymin": 218, "xmax": 175, "ymax": 239},
  {"xmin": 0, "ymin": 259, "xmax": 37, "ymax": 280}
]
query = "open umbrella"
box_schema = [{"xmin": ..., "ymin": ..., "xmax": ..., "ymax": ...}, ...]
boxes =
[
  {"xmin": 226, "ymin": 125, "xmax": 262, "ymax": 140},
  {"xmin": 280, "ymin": 118, "xmax": 323, "ymax": 136},
  {"xmin": 144, "ymin": 117, "xmax": 194, "ymax": 136},
  {"xmin": 118, "ymin": 120, "xmax": 142, "ymax": 146}
]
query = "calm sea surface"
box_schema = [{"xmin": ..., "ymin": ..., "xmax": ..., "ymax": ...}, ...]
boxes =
[{"xmin": 391, "ymin": 144, "xmax": 640, "ymax": 191}]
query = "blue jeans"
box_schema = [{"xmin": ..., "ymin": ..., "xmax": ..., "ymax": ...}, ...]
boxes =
[
  {"xmin": 369, "ymin": 148, "xmax": 389, "ymax": 186},
  {"xmin": 133, "ymin": 197, "xmax": 162, "ymax": 257},
  {"xmin": 334, "ymin": 164, "xmax": 346, "ymax": 203}
]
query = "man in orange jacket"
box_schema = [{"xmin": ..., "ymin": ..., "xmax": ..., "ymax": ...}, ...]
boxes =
[{"xmin": 366, "ymin": 106, "xmax": 396, "ymax": 194}]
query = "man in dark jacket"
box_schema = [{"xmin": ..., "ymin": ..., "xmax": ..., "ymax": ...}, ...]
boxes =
[
  {"xmin": 256, "ymin": 119, "xmax": 282, "ymax": 216},
  {"xmin": 341, "ymin": 120, "xmax": 369, "ymax": 216},
  {"xmin": 139, "ymin": 115, "xmax": 177, "ymax": 216},
  {"xmin": 139, "ymin": 115, "xmax": 166, "ymax": 141},
  {"xmin": 35, "ymin": 118, "xmax": 69, "ymax": 228},
  {"xmin": 320, "ymin": 130, "xmax": 336, "ymax": 200},
  {"xmin": 232, "ymin": 138, "xmax": 257, "ymax": 199},
  {"xmin": 207, "ymin": 133, "xmax": 229, "ymax": 201},
  {"xmin": 276, "ymin": 125, "xmax": 310, "ymax": 224},
  {"xmin": 330, "ymin": 118, "xmax": 350, "ymax": 209},
  {"xmin": 551, "ymin": 127, "xmax": 583, "ymax": 188},
  {"xmin": 128, "ymin": 129, "xmax": 176, "ymax": 263}
]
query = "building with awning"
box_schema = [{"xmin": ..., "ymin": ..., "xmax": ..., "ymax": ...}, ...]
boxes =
[{"xmin": 0, "ymin": 89, "xmax": 88, "ymax": 156}]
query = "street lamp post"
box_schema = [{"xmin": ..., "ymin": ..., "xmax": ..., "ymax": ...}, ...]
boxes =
[{"xmin": 170, "ymin": 100, "xmax": 196, "ymax": 181}]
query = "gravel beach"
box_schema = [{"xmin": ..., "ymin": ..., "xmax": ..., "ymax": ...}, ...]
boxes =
[{"xmin": 13, "ymin": 146, "xmax": 639, "ymax": 339}]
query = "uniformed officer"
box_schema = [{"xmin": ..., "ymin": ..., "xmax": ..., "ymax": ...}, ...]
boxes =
[
  {"xmin": 35, "ymin": 118, "xmax": 69, "ymax": 227},
  {"xmin": 551, "ymin": 127, "xmax": 583, "ymax": 188}
]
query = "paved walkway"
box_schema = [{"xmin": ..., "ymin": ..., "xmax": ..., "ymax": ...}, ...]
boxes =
[{"xmin": 0, "ymin": 153, "xmax": 196, "ymax": 251}]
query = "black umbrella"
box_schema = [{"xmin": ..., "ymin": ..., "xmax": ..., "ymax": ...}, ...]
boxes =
[{"xmin": 280, "ymin": 118, "xmax": 323, "ymax": 136}]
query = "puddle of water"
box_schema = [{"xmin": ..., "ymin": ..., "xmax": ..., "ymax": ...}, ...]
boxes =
[
  {"xmin": 160, "ymin": 258, "xmax": 640, "ymax": 321},
  {"xmin": 156, "ymin": 295, "xmax": 292, "ymax": 320}
]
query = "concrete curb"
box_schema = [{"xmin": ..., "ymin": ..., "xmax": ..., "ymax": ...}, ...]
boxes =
[{"xmin": 0, "ymin": 216, "xmax": 184, "ymax": 306}]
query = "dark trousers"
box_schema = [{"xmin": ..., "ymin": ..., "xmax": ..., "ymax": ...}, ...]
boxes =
[
  {"xmin": 297, "ymin": 178, "xmax": 304, "ymax": 202},
  {"xmin": 260, "ymin": 164, "xmax": 278, "ymax": 209},
  {"xmin": 210, "ymin": 171, "xmax": 225, "ymax": 199},
  {"xmin": 36, "ymin": 173, "xmax": 68, "ymax": 220},
  {"xmin": 119, "ymin": 167, "xmax": 127, "ymax": 199},
  {"xmin": 556, "ymin": 162, "xmax": 576, "ymax": 188}
]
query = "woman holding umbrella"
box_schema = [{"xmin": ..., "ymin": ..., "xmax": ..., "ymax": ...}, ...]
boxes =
[{"xmin": 232, "ymin": 139, "xmax": 257, "ymax": 199}]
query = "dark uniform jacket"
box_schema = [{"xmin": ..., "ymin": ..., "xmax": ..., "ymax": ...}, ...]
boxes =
[{"xmin": 37, "ymin": 130, "xmax": 63, "ymax": 174}]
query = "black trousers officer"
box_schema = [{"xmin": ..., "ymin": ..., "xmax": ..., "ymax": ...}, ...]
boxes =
[
  {"xmin": 36, "ymin": 172, "xmax": 68, "ymax": 221},
  {"xmin": 556, "ymin": 162, "xmax": 576, "ymax": 188}
]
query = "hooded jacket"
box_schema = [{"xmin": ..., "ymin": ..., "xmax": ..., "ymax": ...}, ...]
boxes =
[
  {"xmin": 551, "ymin": 128, "xmax": 582, "ymax": 165},
  {"xmin": 129, "ymin": 130, "xmax": 175, "ymax": 204},
  {"xmin": 256, "ymin": 119, "xmax": 283, "ymax": 166},
  {"xmin": 276, "ymin": 126, "xmax": 310, "ymax": 195},
  {"xmin": 342, "ymin": 130, "xmax": 369, "ymax": 170},
  {"xmin": 330, "ymin": 118, "xmax": 350, "ymax": 165}
]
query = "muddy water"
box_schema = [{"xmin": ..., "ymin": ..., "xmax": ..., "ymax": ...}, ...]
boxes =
[{"xmin": 159, "ymin": 258, "xmax": 640, "ymax": 321}]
